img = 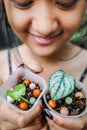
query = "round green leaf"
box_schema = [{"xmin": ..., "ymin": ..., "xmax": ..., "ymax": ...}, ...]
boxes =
[{"xmin": 6, "ymin": 83, "xmax": 26, "ymax": 101}]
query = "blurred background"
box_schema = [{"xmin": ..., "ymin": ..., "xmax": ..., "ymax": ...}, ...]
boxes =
[{"xmin": 0, "ymin": 1, "xmax": 87, "ymax": 50}]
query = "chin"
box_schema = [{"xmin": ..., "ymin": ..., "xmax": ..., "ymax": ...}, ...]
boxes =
[{"xmin": 32, "ymin": 47, "xmax": 57, "ymax": 57}]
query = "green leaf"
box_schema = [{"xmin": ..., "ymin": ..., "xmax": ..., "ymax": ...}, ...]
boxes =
[
  {"xmin": 70, "ymin": 28, "xmax": 86, "ymax": 43},
  {"xmin": 48, "ymin": 70, "xmax": 76, "ymax": 101},
  {"xmin": 6, "ymin": 83, "xmax": 26, "ymax": 101}
]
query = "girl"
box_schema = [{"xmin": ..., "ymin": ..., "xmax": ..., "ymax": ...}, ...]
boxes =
[{"xmin": 0, "ymin": 0, "xmax": 87, "ymax": 129}]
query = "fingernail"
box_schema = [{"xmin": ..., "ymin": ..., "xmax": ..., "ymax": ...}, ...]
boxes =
[
  {"xmin": 17, "ymin": 64, "xmax": 24, "ymax": 68},
  {"xmin": 43, "ymin": 109, "xmax": 53, "ymax": 120}
]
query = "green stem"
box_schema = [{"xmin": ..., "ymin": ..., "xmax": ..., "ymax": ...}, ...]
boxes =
[{"xmin": 21, "ymin": 96, "xmax": 31, "ymax": 104}]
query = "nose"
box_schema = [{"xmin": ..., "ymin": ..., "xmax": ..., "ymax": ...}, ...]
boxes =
[{"xmin": 32, "ymin": 4, "xmax": 58, "ymax": 37}]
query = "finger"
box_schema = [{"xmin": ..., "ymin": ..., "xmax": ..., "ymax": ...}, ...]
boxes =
[
  {"xmin": 50, "ymin": 111, "xmax": 85, "ymax": 130},
  {"xmin": 0, "ymin": 120, "xmax": 17, "ymax": 130},
  {"xmin": 18, "ymin": 101, "xmax": 43, "ymax": 127},
  {"xmin": 0, "ymin": 102, "xmax": 23, "ymax": 127},
  {"xmin": 39, "ymin": 117, "xmax": 48, "ymax": 130},
  {"xmin": 46, "ymin": 117, "xmax": 68, "ymax": 130},
  {"xmin": 0, "ymin": 101, "xmax": 42, "ymax": 128},
  {"xmin": 40, "ymin": 124, "xmax": 48, "ymax": 130},
  {"xmin": 0, "ymin": 101, "xmax": 19, "ymax": 121},
  {"xmin": 27, "ymin": 113, "xmax": 43, "ymax": 126},
  {"xmin": 17, "ymin": 120, "xmax": 43, "ymax": 130},
  {"xmin": 80, "ymin": 115, "xmax": 87, "ymax": 129},
  {"xmin": 16, "ymin": 114, "xmax": 44, "ymax": 130}
]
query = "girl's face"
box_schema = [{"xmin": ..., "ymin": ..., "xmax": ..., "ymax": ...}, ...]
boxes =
[{"xmin": 4, "ymin": 0, "xmax": 87, "ymax": 56}]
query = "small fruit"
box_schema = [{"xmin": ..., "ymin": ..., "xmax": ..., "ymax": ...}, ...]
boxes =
[
  {"xmin": 60, "ymin": 107, "xmax": 69, "ymax": 115},
  {"xmin": 33, "ymin": 88, "xmax": 41, "ymax": 98},
  {"xmin": 75, "ymin": 92, "xmax": 83, "ymax": 99},
  {"xmin": 30, "ymin": 97, "xmax": 36, "ymax": 104},
  {"xmin": 23, "ymin": 79, "xmax": 31, "ymax": 87},
  {"xmin": 7, "ymin": 96, "xmax": 14, "ymax": 103},
  {"xmin": 48, "ymin": 99, "xmax": 57, "ymax": 108},
  {"xmin": 65, "ymin": 97, "xmax": 73, "ymax": 105},
  {"xmin": 19, "ymin": 102, "xmax": 29, "ymax": 110},
  {"xmin": 29, "ymin": 82, "xmax": 36, "ymax": 90}
]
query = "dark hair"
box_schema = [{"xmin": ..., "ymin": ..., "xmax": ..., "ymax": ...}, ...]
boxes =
[
  {"xmin": 2, "ymin": 0, "xmax": 10, "ymax": 27},
  {"xmin": 0, "ymin": 0, "xmax": 10, "ymax": 49},
  {"xmin": 0, "ymin": 0, "xmax": 22, "ymax": 50}
]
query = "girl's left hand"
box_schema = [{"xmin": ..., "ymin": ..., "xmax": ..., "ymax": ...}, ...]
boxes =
[{"xmin": 45, "ymin": 109, "xmax": 87, "ymax": 130}]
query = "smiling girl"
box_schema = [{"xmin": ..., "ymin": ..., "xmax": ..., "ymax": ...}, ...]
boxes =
[{"xmin": 0, "ymin": 0, "xmax": 87, "ymax": 130}]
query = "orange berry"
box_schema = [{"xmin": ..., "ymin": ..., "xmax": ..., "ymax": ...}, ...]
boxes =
[
  {"xmin": 19, "ymin": 102, "xmax": 29, "ymax": 110},
  {"xmin": 48, "ymin": 99, "xmax": 57, "ymax": 109},
  {"xmin": 23, "ymin": 79, "xmax": 31, "ymax": 87},
  {"xmin": 33, "ymin": 88, "xmax": 41, "ymax": 98}
]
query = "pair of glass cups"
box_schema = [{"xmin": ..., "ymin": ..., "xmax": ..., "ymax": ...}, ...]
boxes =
[{"xmin": 0, "ymin": 68, "xmax": 87, "ymax": 118}]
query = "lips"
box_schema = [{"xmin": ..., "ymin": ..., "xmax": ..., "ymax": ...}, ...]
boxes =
[
  {"xmin": 32, "ymin": 35, "xmax": 54, "ymax": 45},
  {"xmin": 30, "ymin": 31, "xmax": 63, "ymax": 45}
]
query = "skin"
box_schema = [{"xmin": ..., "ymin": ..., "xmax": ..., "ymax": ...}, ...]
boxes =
[
  {"xmin": 0, "ymin": 0, "xmax": 87, "ymax": 129},
  {"xmin": 0, "ymin": 102, "xmax": 44, "ymax": 130},
  {"xmin": 46, "ymin": 111, "xmax": 87, "ymax": 130}
]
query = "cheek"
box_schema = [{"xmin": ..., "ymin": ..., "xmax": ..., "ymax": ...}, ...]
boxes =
[
  {"xmin": 6, "ymin": 12, "xmax": 31, "ymax": 44},
  {"xmin": 60, "ymin": 6, "xmax": 86, "ymax": 34},
  {"xmin": 8, "ymin": 13, "xmax": 30, "ymax": 33},
  {"xmin": 4, "ymin": 1, "xmax": 24, "ymax": 32},
  {"xmin": 7, "ymin": 11, "xmax": 33, "ymax": 43},
  {"xmin": 62, "ymin": 16, "xmax": 81, "ymax": 35},
  {"xmin": 5, "ymin": 7, "xmax": 32, "ymax": 35},
  {"xmin": 62, "ymin": 14, "xmax": 84, "ymax": 34}
]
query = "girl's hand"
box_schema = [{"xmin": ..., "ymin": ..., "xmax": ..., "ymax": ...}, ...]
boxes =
[
  {"xmin": 0, "ymin": 101, "xmax": 44, "ymax": 130},
  {"xmin": 44, "ymin": 109, "xmax": 87, "ymax": 130}
]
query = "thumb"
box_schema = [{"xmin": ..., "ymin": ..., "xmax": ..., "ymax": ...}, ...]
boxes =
[
  {"xmin": 0, "ymin": 100, "xmax": 42, "ymax": 128},
  {"xmin": 17, "ymin": 100, "xmax": 43, "ymax": 127},
  {"xmin": 50, "ymin": 111, "xmax": 85, "ymax": 130}
]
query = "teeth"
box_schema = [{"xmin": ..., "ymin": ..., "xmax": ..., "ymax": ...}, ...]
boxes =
[
  {"xmin": 39, "ymin": 37, "xmax": 49, "ymax": 41},
  {"xmin": 32, "ymin": 33, "xmax": 54, "ymax": 45}
]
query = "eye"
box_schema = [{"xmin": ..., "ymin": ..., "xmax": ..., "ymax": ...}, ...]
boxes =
[
  {"xmin": 55, "ymin": 0, "xmax": 79, "ymax": 10},
  {"xmin": 10, "ymin": 0, "xmax": 33, "ymax": 8}
]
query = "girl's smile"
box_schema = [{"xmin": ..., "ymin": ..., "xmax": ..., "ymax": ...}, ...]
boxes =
[{"xmin": 29, "ymin": 31, "xmax": 63, "ymax": 45}]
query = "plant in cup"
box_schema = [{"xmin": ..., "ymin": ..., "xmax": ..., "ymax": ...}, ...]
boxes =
[
  {"xmin": 6, "ymin": 79, "xmax": 41, "ymax": 111},
  {"xmin": 46, "ymin": 70, "xmax": 86, "ymax": 116}
]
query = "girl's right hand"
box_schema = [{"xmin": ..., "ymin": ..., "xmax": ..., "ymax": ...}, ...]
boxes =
[{"xmin": 0, "ymin": 100, "xmax": 45, "ymax": 130}]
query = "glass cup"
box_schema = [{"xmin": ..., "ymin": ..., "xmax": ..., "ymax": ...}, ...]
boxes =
[
  {"xmin": 0, "ymin": 68, "xmax": 46, "ymax": 113},
  {"xmin": 43, "ymin": 80, "xmax": 87, "ymax": 118}
]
